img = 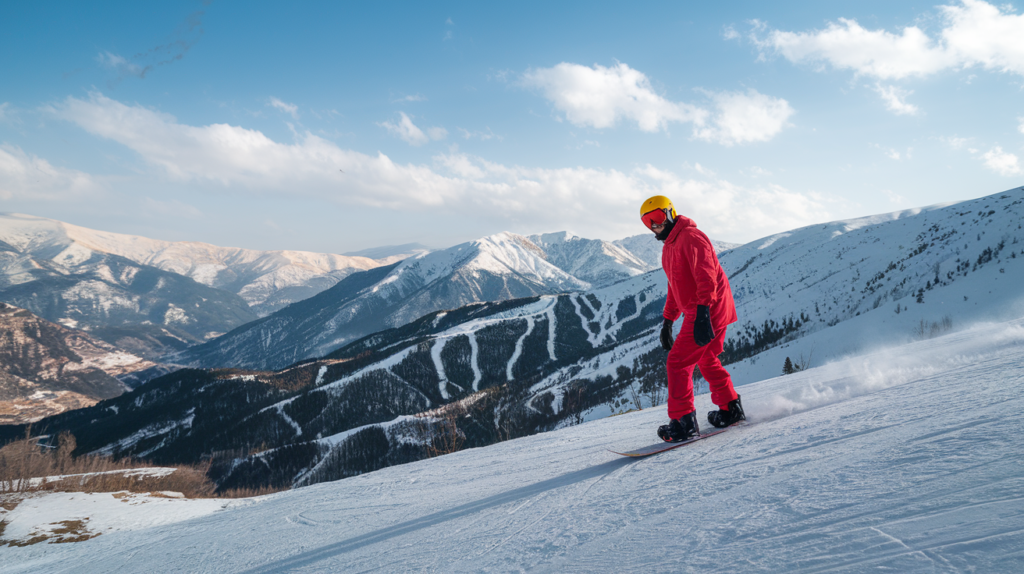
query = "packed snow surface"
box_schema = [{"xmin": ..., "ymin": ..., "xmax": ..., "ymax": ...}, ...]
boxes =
[{"xmin": 6, "ymin": 318, "xmax": 1024, "ymax": 572}]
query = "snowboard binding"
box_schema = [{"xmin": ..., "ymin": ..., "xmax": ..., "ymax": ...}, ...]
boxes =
[
  {"xmin": 657, "ymin": 411, "xmax": 700, "ymax": 442},
  {"xmin": 708, "ymin": 396, "xmax": 746, "ymax": 428}
]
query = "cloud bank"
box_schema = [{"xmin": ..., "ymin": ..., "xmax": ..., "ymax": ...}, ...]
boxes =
[
  {"xmin": 753, "ymin": 0, "xmax": 1024, "ymax": 80},
  {"xmin": 43, "ymin": 93, "xmax": 828, "ymax": 241},
  {"xmin": 521, "ymin": 62, "xmax": 794, "ymax": 145}
]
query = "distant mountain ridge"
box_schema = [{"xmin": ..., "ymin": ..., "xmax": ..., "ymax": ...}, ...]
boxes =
[
  {"xmin": 0, "ymin": 213, "xmax": 386, "ymax": 317},
  {"xmin": 527, "ymin": 232, "xmax": 652, "ymax": 286},
  {"xmin": 166, "ymin": 232, "xmax": 592, "ymax": 370},
  {"xmin": 0, "ymin": 242, "xmax": 259, "ymax": 359},
  {"xmin": 161, "ymin": 230, "xmax": 734, "ymax": 372}
]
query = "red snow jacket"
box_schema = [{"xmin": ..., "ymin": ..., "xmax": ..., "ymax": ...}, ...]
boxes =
[{"xmin": 661, "ymin": 216, "xmax": 738, "ymax": 329}]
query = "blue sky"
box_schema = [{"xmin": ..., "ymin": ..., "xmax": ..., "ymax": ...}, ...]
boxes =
[{"xmin": 2, "ymin": 1, "xmax": 1023, "ymax": 253}]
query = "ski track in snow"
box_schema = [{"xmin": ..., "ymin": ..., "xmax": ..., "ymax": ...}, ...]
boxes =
[
  {"xmin": 276, "ymin": 405, "xmax": 302, "ymax": 438},
  {"xmin": 546, "ymin": 303, "xmax": 557, "ymax": 361},
  {"xmin": 11, "ymin": 317, "xmax": 1024, "ymax": 572},
  {"xmin": 431, "ymin": 338, "xmax": 450, "ymax": 400},
  {"xmin": 506, "ymin": 316, "xmax": 536, "ymax": 381},
  {"xmin": 468, "ymin": 332, "xmax": 482, "ymax": 392}
]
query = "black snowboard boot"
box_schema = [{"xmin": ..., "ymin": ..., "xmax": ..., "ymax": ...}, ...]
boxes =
[
  {"xmin": 657, "ymin": 411, "xmax": 700, "ymax": 443},
  {"xmin": 708, "ymin": 396, "xmax": 746, "ymax": 428}
]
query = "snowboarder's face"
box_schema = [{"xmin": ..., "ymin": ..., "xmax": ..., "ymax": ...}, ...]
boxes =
[{"xmin": 650, "ymin": 222, "xmax": 666, "ymax": 234}]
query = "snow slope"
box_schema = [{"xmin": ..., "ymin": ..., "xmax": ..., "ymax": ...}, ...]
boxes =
[
  {"xmin": 528, "ymin": 231, "xmax": 654, "ymax": 286},
  {"xmin": 6, "ymin": 315, "xmax": 1023, "ymax": 572}
]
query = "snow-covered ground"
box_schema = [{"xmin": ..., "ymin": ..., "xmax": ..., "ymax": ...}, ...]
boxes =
[{"xmin": 5, "ymin": 316, "xmax": 1024, "ymax": 572}]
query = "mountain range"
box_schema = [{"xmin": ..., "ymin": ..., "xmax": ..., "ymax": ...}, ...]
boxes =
[
  {"xmin": 0, "ymin": 213, "xmax": 700, "ymax": 367},
  {"xmin": 0, "ymin": 213, "xmax": 388, "ymax": 316},
  {"xmin": 164, "ymin": 230, "xmax": 701, "ymax": 371}
]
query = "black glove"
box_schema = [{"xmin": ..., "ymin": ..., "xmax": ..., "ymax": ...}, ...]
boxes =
[
  {"xmin": 693, "ymin": 305, "xmax": 715, "ymax": 347},
  {"xmin": 660, "ymin": 318, "xmax": 674, "ymax": 351}
]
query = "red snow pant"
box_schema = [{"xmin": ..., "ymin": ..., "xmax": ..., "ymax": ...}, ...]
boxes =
[{"xmin": 666, "ymin": 321, "xmax": 738, "ymax": 420}]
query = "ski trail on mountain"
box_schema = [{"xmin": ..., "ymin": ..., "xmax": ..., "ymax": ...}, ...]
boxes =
[
  {"xmin": 431, "ymin": 338, "xmax": 450, "ymax": 399},
  {"xmin": 546, "ymin": 303, "xmax": 557, "ymax": 361},
  {"xmin": 507, "ymin": 316, "xmax": 535, "ymax": 381},
  {"xmin": 468, "ymin": 332, "xmax": 482, "ymax": 391}
]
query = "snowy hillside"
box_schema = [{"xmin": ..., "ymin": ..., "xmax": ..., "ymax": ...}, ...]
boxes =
[
  {"xmin": 167, "ymin": 232, "xmax": 591, "ymax": 371},
  {"xmin": 0, "ymin": 235, "xmax": 258, "ymax": 359},
  {"xmin": 718, "ymin": 186, "xmax": 1024, "ymax": 384},
  {"xmin": 5, "ymin": 315, "xmax": 1023, "ymax": 572},
  {"xmin": 0, "ymin": 213, "xmax": 384, "ymax": 316},
  {"xmin": 528, "ymin": 231, "xmax": 653, "ymax": 286}
]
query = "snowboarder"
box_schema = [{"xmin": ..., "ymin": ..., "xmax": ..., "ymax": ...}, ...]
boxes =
[{"xmin": 639, "ymin": 195, "xmax": 745, "ymax": 442}]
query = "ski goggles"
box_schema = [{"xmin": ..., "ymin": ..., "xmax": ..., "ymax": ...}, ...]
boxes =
[{"xmin": 641, "ymin": 209, "xmax": 670, "ymax": 230}]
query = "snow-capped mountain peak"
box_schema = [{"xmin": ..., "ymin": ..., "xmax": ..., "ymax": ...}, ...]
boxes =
[{"xmin": 0, "ymin": 212, "xmax": 387, "ymax": 317}]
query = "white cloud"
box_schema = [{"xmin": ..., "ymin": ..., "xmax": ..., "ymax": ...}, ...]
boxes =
[
  {"xmin": 1018, "ymin": 117, "xmax": 1024, "ymax": 135},
  {"xmin": 46, "ymin": 93, "xmax": 827, "ymax": 242},
  {"xmin": 693, "ymin": 89, "xmax": 795, "ymax": 146},
  {"xmin": 756, "ymin": 1, "xmax": 1024, "ymax": 80},
  {"xmin": 873, "ymin": 84, "xmax": 920, "ymax": 115},
  {"xmin": 378, "ymin": 112, "xmax": 446, "ymax": 146},
  {"xmin": 757, "ymin": 18, "xmax": 950, "ymax": 79},
  {"xmin": 981, "ymin": 146, "xmax": 1022, "ymax": 175},
  {"xmin": 269, "ymin": 97, "xmax": 299, "ymax": 119},
  {"xmin": 521, "ymin": 62, "xmax": 706, "ymax": 132},
  {"xmin": 0, "ymin": 145, "xmax": 100, "ymax": 200},
  {"xmin": 522, "ymin": 62, "xmax": 792, "ymax": 145}
]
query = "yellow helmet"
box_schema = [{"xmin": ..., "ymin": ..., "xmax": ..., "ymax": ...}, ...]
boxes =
[{"xmin": 639, "ymin": 195, "xmax": 677, "ymax": 229}]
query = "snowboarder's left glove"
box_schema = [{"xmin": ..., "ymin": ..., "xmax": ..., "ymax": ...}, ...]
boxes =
[
  {"xmin": 694, "ymin": 305, "xmax": 715, "ymax": 347},
  {"xmin": 660, "ymin": 319, "xmax": 674, "ymax": 351}
]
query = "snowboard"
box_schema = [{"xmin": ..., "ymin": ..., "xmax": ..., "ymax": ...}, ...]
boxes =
[{"xmin": 608, "ymin": 428, "xmax": 729, "ymax": 458}]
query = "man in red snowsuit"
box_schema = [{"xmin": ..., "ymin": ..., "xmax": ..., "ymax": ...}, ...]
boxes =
[{"xmin": 640, "ymin": 195, "xmax": 745, "ymax": 442}]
